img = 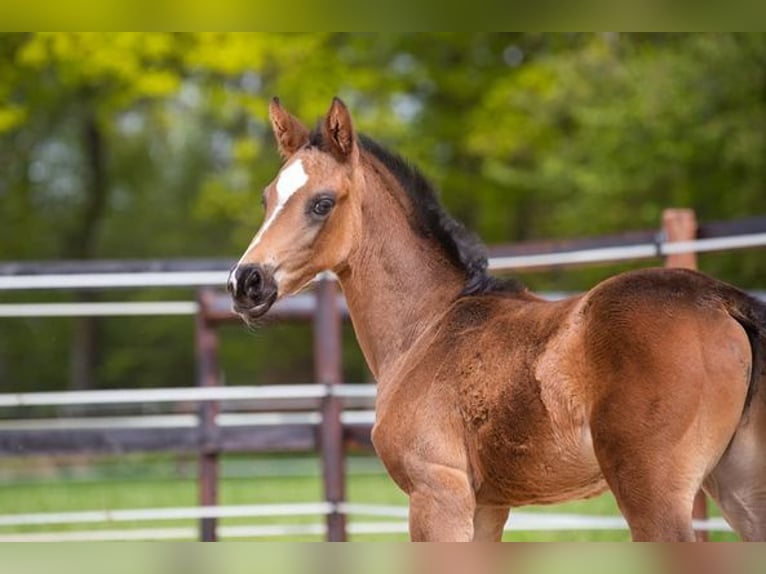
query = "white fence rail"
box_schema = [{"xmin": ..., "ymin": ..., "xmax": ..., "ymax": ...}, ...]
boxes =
[
  {"xmin": 0, "ymin": 230, "xmax": 764, "ymax": 293},
  {"xmin": 0, "ymin": 383, "xmax": 377, "ymax": 409},
  {"xmin": 488, "ymin": 232, "xmax": 766, "ymax": 270},
  {"xmin": 0, "ymin": 301, "xmax": 200, "ymax": 317},
  {"xmin": 0, "ymin": 502, "xmax": 732, "ymax": 541},
  {"xmin": 0, "ymin": 271, "xmax": 228, "ymax": 291}
]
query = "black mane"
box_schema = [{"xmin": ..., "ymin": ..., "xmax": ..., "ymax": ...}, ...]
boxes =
[{"xmin": 309, "ymin": 127, "xmax": 524, "ymax": 296}]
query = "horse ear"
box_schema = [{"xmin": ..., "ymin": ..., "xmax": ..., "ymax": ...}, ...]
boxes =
[
  {"xmin": 269, "ymin": 97, "xmax": 309, "ymax": 159},
  {"xmin": 323, "ymin": 97, "xmax": 357, "ymax": 161}
]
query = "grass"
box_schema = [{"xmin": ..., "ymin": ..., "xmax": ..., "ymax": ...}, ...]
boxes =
[{"xmin": 0, "ymin": 453, "xmax": 739, "ymax": 541}]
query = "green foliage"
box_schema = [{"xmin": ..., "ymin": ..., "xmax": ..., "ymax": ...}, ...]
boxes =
[
  {"xmin": 468, "ymin": 34, "xmax": 766, "ymax": 247},
  {"xmin": 1, "ymin": 33, "xmax": 765, "ymax": 392}
]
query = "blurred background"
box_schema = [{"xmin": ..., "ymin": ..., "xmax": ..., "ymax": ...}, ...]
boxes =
[{"xmin": 0, "ymin": 33, "xmax": 765, "ymax": 541}]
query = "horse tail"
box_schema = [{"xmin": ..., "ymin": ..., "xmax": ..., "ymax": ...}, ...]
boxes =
[{"xmin": 720, "ymin": 285, "xmax": 766, "ymax": 411}]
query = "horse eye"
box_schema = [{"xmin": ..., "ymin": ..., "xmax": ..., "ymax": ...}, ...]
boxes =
[{"xmin": 312, "ymin": 197, "xmax": 335, "ymax": 217}]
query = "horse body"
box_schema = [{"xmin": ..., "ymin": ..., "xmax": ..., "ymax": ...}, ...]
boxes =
[
  {"xmin": 367, "ymin": 268, "xmax": 763, "ymax": 541},
  {"xmin": 229, "ymin": 97, "xmax": 766, "ymax": 541},
  {"xmin": 374, "ymin": 267, "xmax": 762, "ymax": 539}
]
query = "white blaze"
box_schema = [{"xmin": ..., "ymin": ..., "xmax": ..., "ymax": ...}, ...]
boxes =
[{"xmin": 231, "ymin": 159, "xmax": 309, "ymax": 293}]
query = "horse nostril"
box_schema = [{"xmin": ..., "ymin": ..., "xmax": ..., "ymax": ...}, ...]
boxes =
[
  {"xmin": 244, "ymin": 267, "xmax": 263, "ymax": 298},
  {"xmin": 230, "ymin": 264, "xmax": 278, "ymax": 317},
  {"xmin": 232, "ymin": 264, "xmax": 276, "ymax": 310}
]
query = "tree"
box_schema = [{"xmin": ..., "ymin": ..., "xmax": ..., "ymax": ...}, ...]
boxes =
[{"xmin": 1, "ymin": 33, "xmax": 184, "ymax": 389}]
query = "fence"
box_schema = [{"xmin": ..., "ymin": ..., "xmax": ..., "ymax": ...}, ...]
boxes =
[
  {"xmin": 0, "ymin": 383, "xmax": 735, "ymax": 542},
  {"xmin": 0, "ymin": 209, "xmax": 765, "ymax": 541}
]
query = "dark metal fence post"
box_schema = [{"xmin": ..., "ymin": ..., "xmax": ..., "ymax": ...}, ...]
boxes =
[
  {"xmin": 314, "ymin": 275, "xmax": 347, "ymax": 541},
  {"xmin": 662, "ymin": 208, "xmax": 709, "ymax": 542},
  {"xmin": 196, "ymin": 289, "xmax": 221, "ymax": 542}
]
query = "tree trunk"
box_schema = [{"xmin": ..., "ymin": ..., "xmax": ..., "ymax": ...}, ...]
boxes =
[{"xmin": 67, "ymin": 108, "xmax": 108, "ymax": 391}]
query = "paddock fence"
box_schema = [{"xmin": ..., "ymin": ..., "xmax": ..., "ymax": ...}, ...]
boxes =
[{"xmin": 0, "ymin": 209, "xmax": 765, "ymax": 541}]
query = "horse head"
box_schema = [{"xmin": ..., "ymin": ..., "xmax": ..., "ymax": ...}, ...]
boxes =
[{"xmin": 228, "ymin": 97, "xmax": 363, "ymax": 323}]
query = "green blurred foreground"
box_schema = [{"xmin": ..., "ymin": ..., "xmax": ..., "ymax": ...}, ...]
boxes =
[{"xmin": 2, "ymin": 542, "xmax": 764, "ymax": 574}]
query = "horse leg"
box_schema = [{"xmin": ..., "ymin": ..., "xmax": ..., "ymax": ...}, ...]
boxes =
[
  {"xmin": 618, "ymin": 486, "xmax": 697, "ymax": 541},
  {"xmin": 592, "ymin": 431, "xmax": 701, "ymax": 541},
  {"xmin": 473, "ymin": 505, "xmax": 510, "ymax": 541},
  {"xmin": 703, "ymin": 391, "xmax": 766, "ymax": 541},
  {"xmin": 408, "ymin": 464, "xmax": 475, "ymax": 541},
  {"xmin": 590, "ymin": 372, "xmax": 744, "ymax": 541}
]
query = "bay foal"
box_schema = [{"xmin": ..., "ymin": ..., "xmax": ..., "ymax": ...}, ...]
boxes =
[{"xmin": 229, "ymin": 97, "xmax": 766, "ymax": 541}]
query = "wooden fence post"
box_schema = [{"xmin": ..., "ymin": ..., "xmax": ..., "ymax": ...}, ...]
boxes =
[
  {"xmin": 314, "ymin": 276, "xmax": 347, "ymax": 541},
  {"xmin": 661, "ymin": 208, "xmax": 708, "ymax": 542},
  {"xmin": 196, "ymin": 289, "xmax": 221, "ymax": 542}
]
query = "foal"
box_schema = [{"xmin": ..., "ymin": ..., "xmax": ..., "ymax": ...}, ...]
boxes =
[{"xmin": 229, "ymin": 97, "xmax": 766, "ymax": 541}]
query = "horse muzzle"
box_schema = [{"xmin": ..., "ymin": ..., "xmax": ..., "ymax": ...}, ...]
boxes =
[{"xmin": 227, "ymin": 263, "xmax": 278, "ymax": 321}]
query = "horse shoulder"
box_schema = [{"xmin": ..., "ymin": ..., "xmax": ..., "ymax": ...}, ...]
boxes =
[{"xmin": 370, "ymin": 296, "xmax": 522, "ymax": 490}]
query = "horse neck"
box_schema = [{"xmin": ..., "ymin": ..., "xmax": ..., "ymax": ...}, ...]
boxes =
[{"xmin": 336, "ymin": 158, "xmax": 467, "ymax": 382}]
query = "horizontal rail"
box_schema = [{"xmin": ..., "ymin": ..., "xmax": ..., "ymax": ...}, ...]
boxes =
[
  {"xmin": 0, "ymin": 502, "xmax": 732, "ymax": 531},
  {"xmin": 0, "ymin": 271, "xmax": 337, "ymax": 293},
  {"xmin": 0, "ymin": 502, "xmax": 334, "ymax": 527},
  {"xmin": 0, "ymin": 258, "xmax": 234, "ymax": 276},
  {"xmin": 0, "ymin": 301, "xmax": 200, "ymax": 317},
  {"xmin": 489, "ymin": 243, "xmax": 658, "ymax": 270},
  {"xmin": 0, "ymin": 410, "xmax": 377, "ymax": 431},
  {"xmin": 0, "ymin": 384, "xmax": 377, "ymax": 408},
  {"xmin": 0, "ymin": 523, "xmax": 373, "ymax": 541},
  {"xmin": 0, "ymin": 503, "xmax": 732, "ymax": 541},
  {"xmin": 663, "ymin": 232, "xmax": 766, "ymax": 256},
  {"xmin": 489, "ymin": 232, "xmax": 766, "ymax": 271},
  {"xmin": 2, "ymin": 290, "xmax": 763, "ymax": 320},
  {"xmin": 0, "ymin": 271, "xmax": 229, "ymax": 291},
  {"xmin": 339, "ymin": 503, "xmax": 409, "ymax": 518},
  {"xmin": 0, "ymin": 424, "xmax": 332, "ymax": 456},
  {"xmin": 1, "ymin": 231, "xmax": 764, "ymax": 291}
]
